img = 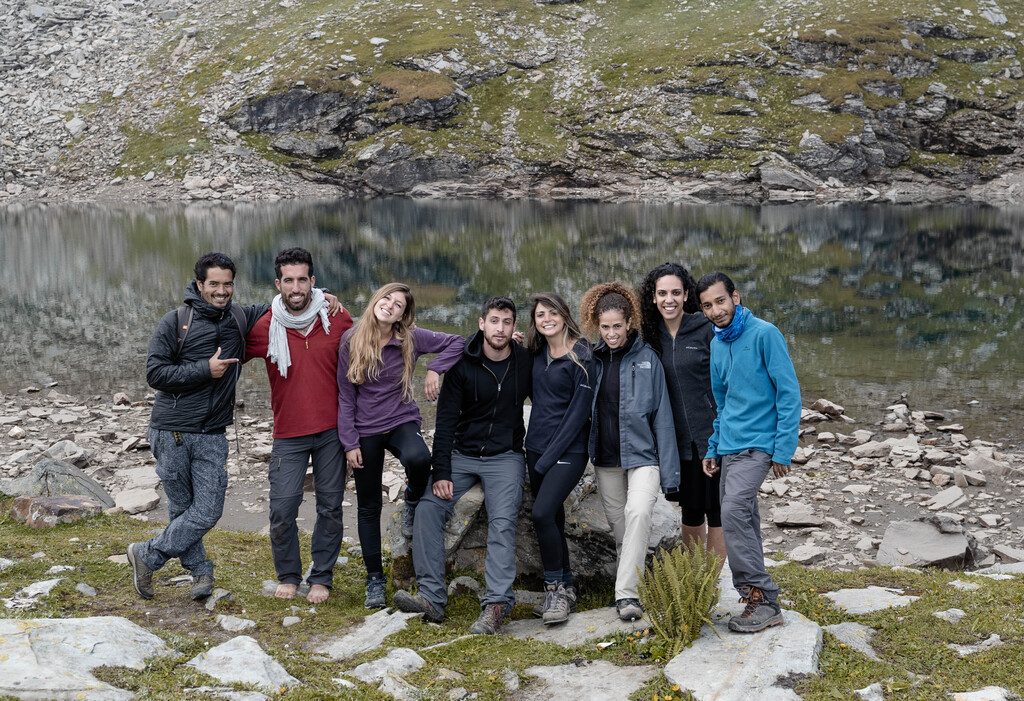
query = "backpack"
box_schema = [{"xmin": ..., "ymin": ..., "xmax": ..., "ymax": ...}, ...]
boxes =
[{"xmin": 175, "ymin": 303, "xmax": 247, "ymax": 359}]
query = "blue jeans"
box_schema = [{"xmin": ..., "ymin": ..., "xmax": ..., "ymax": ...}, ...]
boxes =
[
  {"xmin": 720, "ymin": 449, "xmax": 779, "ymax": 602},
  {"xmin": 269, "ymin": 429, "xmax": 345, "ymax": 587},
  {"xmin": 140, "ymin": 429, "xmax": 228, "ymax": 575},
  {"xmin": 413, "ymin": 451, "xmax": 525, "ymax": 613}
]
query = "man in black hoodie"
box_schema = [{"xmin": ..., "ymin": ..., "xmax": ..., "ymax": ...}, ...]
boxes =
[
  {"xmin": 393, "ymin": 296, "xmax": 531, "ymax": 634},
  {"xmin": 127, "ymin": 252, "xmax": 269, "ymax": 602}
]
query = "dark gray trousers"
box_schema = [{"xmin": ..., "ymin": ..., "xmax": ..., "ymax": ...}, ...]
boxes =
[
  {"xmin": 720, "ymin": 449, "xmax": 780, "ymax": 603},
  {"xmin": 412, "ymin": 451, "xmax": 525, "ymax": 613},
  {"xmin": 142, "ymin": 429, "xmax": 228, "ymax": 576},
  {"xmin": 268, "ymin": 428, "xmax": 346, "ymax": 587}
]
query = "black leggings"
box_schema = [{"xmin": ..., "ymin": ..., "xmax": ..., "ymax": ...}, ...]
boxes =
[
  {"xmin": 527, "ymin": 450, "xmax": 588, "ymax": 577},
  {"xmin": 354, "ymin": 421, "xmax": 431, "ymax": 576},
  {"xmin": 682, "ymin": 507, "xmax": 722, "ymax": 529}
]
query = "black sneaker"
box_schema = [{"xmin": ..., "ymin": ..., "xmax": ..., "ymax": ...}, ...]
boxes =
[
  {"xmin": 190, "ymin": 573, "xmax": 215, "ymax": 600},
  {"xmin": 401, "ymin": 500, "xmax": 417, "ymax": 539},
  {"xmin": 393, "ymin": 589, "xmax": 444, "ymax": 623},
  {"xmin": 364, "ymin": 574, "xmax": 386, "ymax": 609},
  {"xmin": 728, "ymin": 587, "xmax": 784, "ymax": 633},
  {"xmin": 127, "ymin": 543, "xmax": 154, "ymax": 600},
  {"xmin": 469, "ymin": 603, "xmax": 506, "ymax": 635}
]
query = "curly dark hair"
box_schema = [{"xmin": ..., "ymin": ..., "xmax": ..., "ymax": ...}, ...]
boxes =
[
  {"xmin": 579, "ymin": 282, "xmax": 641, "ymax": 340},
  {"xmin": 638, "ymin": 262, "xmax": 699, "ymax": 355}
]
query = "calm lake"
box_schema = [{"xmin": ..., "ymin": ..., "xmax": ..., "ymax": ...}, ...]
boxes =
[{"xmin": 2, "ymin": 200, "xmax": 1022, "ymax": 445}]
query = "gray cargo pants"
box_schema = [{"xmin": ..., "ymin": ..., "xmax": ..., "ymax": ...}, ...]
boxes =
[
  {"xmin": 140, "ymin": 429, "xmax": 228, "ymax": 576},
  {"xmin": 412, "ymin": 451, "xmax": 525, "ymax": 614},
  {"xmin": 720, "ymin": 449, "xmax": 780, "ymax": 603}
]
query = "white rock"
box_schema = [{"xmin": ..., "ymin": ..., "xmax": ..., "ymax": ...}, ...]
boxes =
[
  {"xmin": 948, "ymin": 633, "xmax": 1003, "ymax": 657},
  {"xmin": 933, "ymin": 608, "xmax": 966, "ymax": 624},
  {"xmin": 282, "ymin": 616, "xmax": 301, "ymax": 627},
  {"xmin": 952, "ymin": 686, "xmax": 1016, "ymax": 701},
  {"xmin": 318, "ymin": 608, "xmax": 422, "ymax": 660},
  {"xmin": 506, "ymin": 605, "xmax": 648, "ymax": 646},
  {"xmin": 349, "ymin": 647, "xmax": 424, "ymax": 684},
  {"xmin": 369, "ymin": 37, "xmax": 389, "ymax": 45},
  {"xmin": 187, "ymin": 636, "xmax": 299, "ymax": 691},
  {"xmin": 855, "ymin": 683, "xmax": 885, "ymax": 701},
  {"xmin": 788, "ymin": 544, "xmax": 828, "ymax": 565},
  {"xmin": 822, "ymin": 586, "xmax": 919, "ymax": 614},
  {"xmin": 216, "ymin": 614, "xmax": 257, "ymax": 632},
  {"xmin": 114, "ymin": 487, "xmax": 160, "ymax": 514},
  {"xmin": 524, "ymin": 660, "xmax": 657, "ymax": 700},
  {"xmin": 949, "ymin": 579, "xmax": 982, "ymax": 591},
  {"xmin": 8, "ymin": 426, "xmax": 26, "ymax": 439},
  {"xmin": 823, "ymin": 622, "xmax": 880, "ymax": 660},
  {"xmin": 923, "ymin": 486, "xmax": 967, "ymax": 511}
]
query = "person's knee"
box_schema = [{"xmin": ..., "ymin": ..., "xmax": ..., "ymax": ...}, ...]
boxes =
[{"xmin": 194, "ymin": 507, "xmax": 224, "ymax": 532}]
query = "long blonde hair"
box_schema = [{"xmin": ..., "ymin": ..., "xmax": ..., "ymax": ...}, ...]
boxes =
[
  {"xmin": 525, "ymin": 292, "xmax": 589, "ymax": 376},
  {"xmin": 346, "ymin": 282, "xmax": 418, "ymax": 402}
]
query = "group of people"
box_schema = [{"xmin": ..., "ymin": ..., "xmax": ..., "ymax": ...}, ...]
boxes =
[{"xmin": 127, "ymin": 247, "xmax": 801, "ymax": 638}]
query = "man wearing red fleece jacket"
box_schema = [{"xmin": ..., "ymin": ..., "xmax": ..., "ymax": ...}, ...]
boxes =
[{"xmin": 245, "ymin": 247, "xmax": 353, "ymax": 604}]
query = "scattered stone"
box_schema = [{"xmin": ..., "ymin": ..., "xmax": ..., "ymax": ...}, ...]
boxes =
[
  {"xmin": 506, "ymin": 606, "xmax": 647, "ymax": 646},
  {"xmin": 114, "ymin": 487, "xmax": 160, "ymax": 514},
  {"xmin": 0, "ymin": 617, "xmax": 175, "ymax": 700},
  {"xmin": 923, "ymin": 486, "xmax": 968, "ymax": 511},
  {"xmin": 10, "ymin": 495, "xmax": 104, "ymax": 528},
  {"xmin": 952, "ymin": 687, "xmax": 1018, "ymax": 701},
  {"xmin": 217, "ymin": 614, "xmax": 257, "ymax": 632},
  {"xmin": 856, "ymin": 683, "xmax": 885, "ymax": 701},
  {"xmin": 933, "ymin": 608, "xmax": 966, "ymax": 624},
  {"xmin": 0, "ymin": 459, "xmax": 114, "ymax": 508},
  {"xmin": 992, "ymin": 544, "xmax": 1024, "ymax": 563},
  {"xmin": 205, "ymin": 588, "xmax": 234, "ymax": 610},
  {"xmin": 665, "ymin": 609, "xmax": 822, "ymax": 699},
  {"xmin": 949, "ymin": 579, "xmax": 981, "ymax": 591},
  {"xmin": 789, "ymin": 544, "xmax": 829, "ymax": 565},
  {"xmin": 962, "ymin": 452, "xmax": 1014, "ymax": 475},
  {"xmin": 877, "ymin": 519, "xmax": 975, "ymax": 569},
  {"xmin": 822, "ymin": 622, "xmax": 880, "ymax": 660},
  {"xmin": 811, "ymin": 398, "xmax": 845, "ymax": 416},
  {"xmin": 822, "ymin": 586, "xmax": 919, "ymax": 614},
  {"xmin": 318, "ymin": 608, "xmax": 423, "ymax": 660},
  {"xmin": 772, "ymin": 502, "xmax": 825, "ymax": 527},
  {"xmin": 947, "ymin": 633, "xmax": 1003, "ymax": 657},
  {"xmin": 0, "ymin": 558, "xmax": 15, "ymax": 572},
  {"xmin": 849, "ymin": 441, "xmax": 891, "ymax": 459},
  {"xmin": 187, "ymin": 636, "xmax": 299, "ymax": 691},
  {"xmin": 524, "ymin": 660, "xmax": 658, "ymax": 700},
  {"xmin": 76, "ymin": 582, "xmax": 97, "ymax": 597},
  {"xmin": 348, "ymin": 647, "xmax": 425, "ymax": 684},
  {"xmin": 282, "ymin": 616, "xmax": 301, "ymax": 627}
]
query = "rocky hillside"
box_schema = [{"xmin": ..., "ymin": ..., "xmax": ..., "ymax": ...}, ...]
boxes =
[{"xmin": 2, "ymin": 0, "xmax": 1023, "ymax": 204}]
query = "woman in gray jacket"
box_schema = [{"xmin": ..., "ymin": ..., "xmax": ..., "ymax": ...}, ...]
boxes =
[{"xmin": 580, "ymin": 282, "xmax": 680, "ymax": 622}]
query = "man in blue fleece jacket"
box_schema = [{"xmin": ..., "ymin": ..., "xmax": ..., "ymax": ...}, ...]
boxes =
[{"xmin": 697, "ymin": 272, "xmax": 801, "ymax": 633}]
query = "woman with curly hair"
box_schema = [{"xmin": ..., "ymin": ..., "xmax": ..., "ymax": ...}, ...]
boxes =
[
  {"xmin": 337, "ymin": 282, "xmax": 464, "ymax": 609},
  {"xmin": 638, "ymin": 263, "xmax": 726, "ymax": 566},
  {"xmin": 580, "ymin": 282, "xmax": 680, "ymax": 622},
  {"xmin": 525, "ymin": 291, "xmax": 596, "ymax": 625}
]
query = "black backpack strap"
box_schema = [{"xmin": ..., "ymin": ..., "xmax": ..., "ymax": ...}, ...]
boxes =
[
  {"xmin": 175, "ymin": 305, "xmax": 195, "ymax": 360},
  {"xmin": 228, "ymin": 303, "xmax": 247, "ymax": 342}
]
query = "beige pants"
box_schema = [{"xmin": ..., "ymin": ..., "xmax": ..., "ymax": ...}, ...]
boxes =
[{"xmin": 594, "ymin": 464, "xmax": 661, "ymax": 600}]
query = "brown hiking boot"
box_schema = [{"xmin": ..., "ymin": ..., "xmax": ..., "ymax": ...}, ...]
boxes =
[
  {"xmin": 728, "ymin": 586, "xmax": 783, "ymax": 633},
  {"xmin": 127, "ymin": 543, "xmax": 154, "ymax": 600},
  {"xmin": 469, "ymin": 603, "xmax": 506, "ymax": 635}
]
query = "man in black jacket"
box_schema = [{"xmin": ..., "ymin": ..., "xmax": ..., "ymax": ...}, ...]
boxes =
[
  {"xmin": 393, "ymin": 296, "xmax": 531, "ymax": 634},
  {"xmin": 127, "ymin": 252, "xmax": 269, "ymax": 601}
]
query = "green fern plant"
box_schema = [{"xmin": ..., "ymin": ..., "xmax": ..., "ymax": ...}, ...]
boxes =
[{"xmin": 638, "ymin": 545, "xmax": 722, "ymax": 657}]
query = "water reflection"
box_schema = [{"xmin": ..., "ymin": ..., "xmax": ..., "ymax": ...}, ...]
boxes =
[{"xmin": 2, "ymin": 200, "xmax": 1021, "ymax": 443}]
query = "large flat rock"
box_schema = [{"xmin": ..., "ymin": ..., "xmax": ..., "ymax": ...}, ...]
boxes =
[
  {"xmin": 0, "ymin": 616, "xmax": 176, "ymax": 701},
  {"xmin": 187, "ymin": 636, "xmax": 299, "ymax": 692},
  {"xmin": 521, "ymin": 659, "xmax": 658, "ymax": 700},
  {"xmin": 822, "ymin": 586, "xmax": 919, "ymax": 614},
  {"xmin": 316, "ymin": 608, "xmax": 422, "ymax": 660},
  {"xmin": 505, "ymin": 605, "xmax": 648, "ymax": 646},
  {"xmin": 877, "ymin": 520, "xmax": 972, "ymax": 568},
  {"xmin": 664, "ymin": 609, "xmax": 823, "ymax": 700}
]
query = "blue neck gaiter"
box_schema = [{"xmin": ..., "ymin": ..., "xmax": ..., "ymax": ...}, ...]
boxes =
[{"xmin": 713, "ymin": 304, "xmax": 746, "ymax": 343}]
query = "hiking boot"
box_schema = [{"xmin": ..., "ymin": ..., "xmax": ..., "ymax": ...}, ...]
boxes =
[
  {"xmin": 728, "ymin": 587, "xmax": 783, "ymax": 633},
  {"xmin": 542, "ymin": 582, "xmax": 570, "ymax": 625},
  {"xmin": 393, "ymin": 589, "xmax": 444, "ymax": 623},
  {"xmin": 127, "ymin": 543, "xmax": 154, "ymax": 600},
  {"xmin": 190, "ymin": 574, "xmax": 215, "ymax": 600},
  {"xmin": 533, "ymin": 585, "xmax": 576, "ymax": 617},
  {"xmin": 401, "ymin": 500, "xmax": 417, "ymax": 539},
  {"xmin": 469, "ymin": 603, "xmax": 506, "ymax": 635},
  {"xmin": 616, "ymin": 598, "xmax": 644, "ymax": 622},
  {"xmin": 364, "ymin": 574, "xmax": 386, "ymax": 610}
]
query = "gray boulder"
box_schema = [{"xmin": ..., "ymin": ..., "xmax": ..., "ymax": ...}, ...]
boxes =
[
  {"xmin": 523, "ymin": 660, "xmax": 657, "ymax": 700},
  {"xmin": 187, "ymin": 636, "xmax": 299, "ymax": 691},
  {"xmin": 0, "ymin": 459, "xmax": 114, "ymax": 508},
  {"xmin": 877, "ymin": 518, "xmax": 977, "ymax": 569}
]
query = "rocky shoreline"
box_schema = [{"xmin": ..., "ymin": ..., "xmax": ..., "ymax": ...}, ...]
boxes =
[{"xmin": 3, "ymin": 386, "xmax": 1023, "ymax": 577}]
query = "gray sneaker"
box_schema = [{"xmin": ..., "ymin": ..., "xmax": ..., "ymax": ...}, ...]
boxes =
[
  {"xmin": 616, "ymin": 598, "xmax": 644, "ymax": 621},
  {"xmin": 469, "ymin": 603, "xmax": 506, "ymax": 635},
  {"xmin": 728, "ymin": 587, "xmax": 783, "ymax": 633},
  {"xmin": 364, "ymin": 574, "xmax": 386, "ymax": 610},
  {"xmin": 127, "ymin": 543, "xmax": 153, "ymax": 600},
  {"xmin": 393, "ymin": 589, "xmax": 444, "ymax": 623},
  {"xmin": 542, "ymin": 583, "xmax": 570, "ymax": 625},
  {"xmin": 401, "ymin": 500, "xmax": 417, "ymax": 539},
  {"xmin": 190, "ymin": 573, "xmax": 215, "ymax": 600},
  {"xmin": 533, "ymin": 585, "xmax": 576, "ymax": 617}
]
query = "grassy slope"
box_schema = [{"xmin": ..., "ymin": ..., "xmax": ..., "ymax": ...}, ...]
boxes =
[
  {"xmin": 2, "ymin": 503, "xmax": 1022, "ymax": 700},
  {"xmin": 114, "ymin": 0, "xmax": 1023, "ymax": 180}
]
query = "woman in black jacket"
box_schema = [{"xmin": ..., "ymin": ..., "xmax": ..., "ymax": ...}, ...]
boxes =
[
  {"xmin": 639, "ymin": 263, "xmax": 726, "ymax": 566},
  {"xmin": 525, "ymin": 291, "xmax": 596, "ymax": 626}
]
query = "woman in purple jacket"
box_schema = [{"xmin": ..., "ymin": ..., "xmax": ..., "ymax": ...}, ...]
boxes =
[{"xmin": 338, "ymin": 282, "xmax": 464, "ymax": 609}]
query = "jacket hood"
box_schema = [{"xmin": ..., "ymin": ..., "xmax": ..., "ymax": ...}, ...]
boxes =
[
  {"xmin": 463, "ymin": 330, "xmax": 485, "ymax": 361},
  {"xmin": 185, "ymin": 280, "xmax": 231, "ymax": 319},
  {"xmin": 662, "ymin": 312, "xmax": 712, "ymax": 337},
  {"xmin": 594, "ymin": 331, "xmax": 639, "ymax": 358}
]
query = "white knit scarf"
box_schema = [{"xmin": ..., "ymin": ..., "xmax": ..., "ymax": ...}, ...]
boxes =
[{"xmin": 268, "ymin": 288, "xmax": 331, "ymax": 378}]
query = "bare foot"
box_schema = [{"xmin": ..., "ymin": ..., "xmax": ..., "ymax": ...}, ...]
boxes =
[
  {"xmin": 275, "ymin": 582, "xmax": 297, "ymax": 599},
  {"xmin": 307, "ymin": 583, "xmax": 329, "ymax": 604}
]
